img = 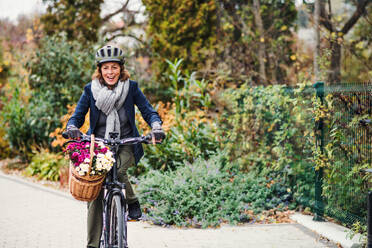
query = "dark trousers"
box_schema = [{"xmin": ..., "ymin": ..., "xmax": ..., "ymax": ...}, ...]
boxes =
[{"xmin": 86, "ymin": 146, "xmax": 136, "ymax": 248}]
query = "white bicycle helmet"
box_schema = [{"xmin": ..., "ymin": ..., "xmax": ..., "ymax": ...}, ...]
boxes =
[{"xmin": 95, "ymin": 45, "xmax": 125, "ymax": 66}]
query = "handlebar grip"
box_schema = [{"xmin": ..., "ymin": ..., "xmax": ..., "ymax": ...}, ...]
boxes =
[
  {"xmin": 144, "ymin": 134, "xmax": 153, "ymax": 144},
  {"xmin": 62, "ymin": 131, "xmax": 69, "ymax": 139}
]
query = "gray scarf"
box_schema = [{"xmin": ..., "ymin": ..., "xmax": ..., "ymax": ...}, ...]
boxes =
[{"xmin": 91, "ymin": 78, "xmax": 129, "ymax": 139}]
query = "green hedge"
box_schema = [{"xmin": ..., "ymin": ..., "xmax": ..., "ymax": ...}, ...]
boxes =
[{"xmin": 218, "ymin": 83, "xmax": 315, "ymax": 207}]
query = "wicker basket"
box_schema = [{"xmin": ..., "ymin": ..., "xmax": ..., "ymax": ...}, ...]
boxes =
[{"xmin": 69, "ymin": 134, "xmax": 105, "ymax": 202}]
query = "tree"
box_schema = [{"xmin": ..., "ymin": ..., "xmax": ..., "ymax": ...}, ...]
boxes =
[
  {"xmin": 215, "ymin": 0, "xmax": 298, "ymax": 85},
  {"xmin": 314, "ymin": 0, "xmax": 321, "ymax": 80},
  {"xmin": 317, "ymin": 0, "xmax": 370, "ymax": 83},
  {"xmin": 253, "ymin": 0, "xmax": 267, "ymax": 83},
  {"xmin": 342, "ymin": 4, "xmax": 372, "ymax": 82},
  {"xmin": 100, "ymin": 0, "xmax": 147, "ymax": 44},
  {"xmin": 143, "ymin": 0, "xmax": 297, "ymax": 86},
  {"xmin": 41, "ymin": 0, "xmax": 147, "ymax": 46},
  {"xmin": 142, "ymin": 0, "xmax": 218, "ymax": 85},
  {"xmin": 0, "ymin": 44, "xmax": 10, "ymax": 95},
  {"xmin": 41, "ymin": 0, "xmax": 104, "ymax": 43},
  {"xmin": 0, "ymin": 15, "xmax": 42, "ymax": 48}
]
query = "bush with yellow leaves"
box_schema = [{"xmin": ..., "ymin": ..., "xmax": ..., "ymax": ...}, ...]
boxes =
[{"xmin": 49, "ymin": 104, "xmax": 90, "ymax": 148}]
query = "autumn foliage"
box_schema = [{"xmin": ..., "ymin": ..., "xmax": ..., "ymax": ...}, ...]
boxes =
[{"xmin": 49, "ymin": 104, "xmax": 90, "ymax": 148}]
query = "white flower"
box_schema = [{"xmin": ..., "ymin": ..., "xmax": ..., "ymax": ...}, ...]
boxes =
[
  {"xmin": 96, "ymin": 162, "xmax": 103, "ymax": 170},
  {"xmin": 105, "ymin": 162, "xmax": 113, "ymax": 170},
  {"xmin": 78, "ymin": 170, "xmax": 85, "ymax": 176},
  {"xmin": 80, "ymin": 163, "xmax": 89, "ymax": 172},
  {"xmin": 89, "ymin": 148, "xmax": 115, "ymax": 174},
  {"xmin": 84, "ymin": 158, "xmax": 90, "ymax": 163}
]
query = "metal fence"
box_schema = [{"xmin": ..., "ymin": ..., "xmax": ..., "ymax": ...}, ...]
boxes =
[{"xmin": 313, "ymin": 82, "xmax": 372, "ymax": 226}]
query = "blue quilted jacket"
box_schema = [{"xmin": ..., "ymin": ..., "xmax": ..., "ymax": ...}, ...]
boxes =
[{"xmin": 67, "ymin": 80, "xmax": 162, "ymax": 164}]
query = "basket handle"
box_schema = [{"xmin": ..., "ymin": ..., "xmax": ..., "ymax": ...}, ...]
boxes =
[{"xmin": 88, "ymin": 134, "xmax": 95, "ymax": 175}]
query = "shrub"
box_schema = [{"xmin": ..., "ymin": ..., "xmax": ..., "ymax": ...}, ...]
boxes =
[
  {"xmin": 219, "ymin": 83, "xmax": 312, "ymax": 171},
  {"xmin": 1, "ymin": 87, "xmax": 35, "ymax": 159},
  {"xmin": 136, "ymin": 106, "xmax": 219, "ymax": 173},
  {"xmin": 1, "ymin": 35, "xmax": 94, "ymax": 160},
  {"xmin": 138, "ymin": 153, "xmax": 293, "ymax": 228},
  {"xmin": 26, "ymin": 34, "xmax": 94, "ymax": 146},
  {"xmin": 49, "ymin": 104, "xmax": 90, "ymax": 149},
  {"xmin": 24, "ymin": 149, "xmax": 68, "ymax": 181},
  {"xmin": 313, "ymin": 85, "xmax": 371, "ymax": 226},
  {"xmin": 0, "ymin": 41, "xmax": 10, "ymax": 91},
  {"xmin": 218, "ymin": 81, "xmax": 316, "ymax": 209},
  {"xmin": 132, "ymin": 60, "xmax": 218, "ymax": 174},
  {"xmin": 0, "ymin": 124, "xmax": 11, "ymax": 159}
]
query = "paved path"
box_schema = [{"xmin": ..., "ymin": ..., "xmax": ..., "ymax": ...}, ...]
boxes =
[{"xmin": 0, "ymin": 173, "xmax": 338, "ymax": 248}]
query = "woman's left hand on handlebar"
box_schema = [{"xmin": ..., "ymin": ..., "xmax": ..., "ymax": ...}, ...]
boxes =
[{"xmin": 151, "ymin": 122, "xmax": 165, "ymax": 144}]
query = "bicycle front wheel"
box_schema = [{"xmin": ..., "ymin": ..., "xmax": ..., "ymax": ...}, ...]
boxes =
[{"xmin": 108, "ymin": 194, "xmax": 127, "ymax": 248}]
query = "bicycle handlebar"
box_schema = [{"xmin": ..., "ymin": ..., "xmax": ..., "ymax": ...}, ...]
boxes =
[{"xmin": 62, "ymin": 132, "xmax": 154, "ymax": 147}]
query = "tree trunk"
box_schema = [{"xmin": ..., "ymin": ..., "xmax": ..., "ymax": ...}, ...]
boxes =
[
  {"xmin": 314, "ymin": 0, "xmax": 321, "ymax": 81},
  {"xmin": 329, "ymin": 40, "xmax": 341, "ymax": 83},
  {"xmin": 319, "ymin": 0, "xmax": 370, "ymax": 84},
  {"xmin": 252, "ymin": 0, "xmax": 267, "ymax": 85}
]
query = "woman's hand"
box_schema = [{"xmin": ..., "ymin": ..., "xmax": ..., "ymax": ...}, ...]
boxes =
[
  {"xmin": 151, "ymin": 122, "xmax": 165, "ymax": 144},
  {"xmin": 65, "ymin": 125, "xmax": 83, "ymax": 139}
]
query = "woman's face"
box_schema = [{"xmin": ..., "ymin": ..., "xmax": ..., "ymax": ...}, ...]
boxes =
[{"xmin": 101, "ymin": 62, "xmax": 121, "ymax": 86}]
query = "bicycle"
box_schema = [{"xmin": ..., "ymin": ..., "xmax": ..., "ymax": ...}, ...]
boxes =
[{"xmin": 63, "ymin": 131, "xmax": 153, "ymax": 248}]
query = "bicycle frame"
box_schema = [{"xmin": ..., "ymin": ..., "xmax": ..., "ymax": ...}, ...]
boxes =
[
  {"xmin": 63, "ymin": 131, "xmax": 152, "ymax": 248},
  {"xmin": 101, "ymin": 141, "xmax": 128, "ymax": 247}
]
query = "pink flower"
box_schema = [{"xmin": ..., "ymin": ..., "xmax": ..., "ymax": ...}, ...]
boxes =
[
  {"xmin": 65, "ymin": 141, "xmax": 114, "ymax": 174},
  {"xmin": 71, "ymin": 152, "xmax": 79, "ymax": 159},
  {"xmin": 67, "ymin": 143, "xmax": 79, "ymax": 151},
  {"xmin": 78, "ymin": 155, "xmax": 84, "ymax": 163}
]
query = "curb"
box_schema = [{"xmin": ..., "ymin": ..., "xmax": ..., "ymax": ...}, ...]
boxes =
[{"xmin": 290, "ymin": 213, "xmax": 364, "ymax": 248}]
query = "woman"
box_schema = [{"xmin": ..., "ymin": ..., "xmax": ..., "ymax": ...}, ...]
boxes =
[{"xmin": 64, "ymin": 45, "xmax": 165, "ymax": 248}]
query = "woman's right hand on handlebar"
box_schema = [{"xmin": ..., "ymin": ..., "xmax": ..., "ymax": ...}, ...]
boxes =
[{"xmin": 63, "ymin": 125, "xmax": 83, "ymax": 139}]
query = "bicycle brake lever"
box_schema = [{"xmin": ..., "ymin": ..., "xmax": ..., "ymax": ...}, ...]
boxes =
[{"xmin": 62, "ymin": 131, "xmax": 69, "ymax": 139}]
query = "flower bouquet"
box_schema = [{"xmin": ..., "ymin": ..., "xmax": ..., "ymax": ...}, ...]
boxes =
[
  {"xmin": 64, "ymin": 135, "xmax": 115, "ymax": 201},
  {"xmin": 65, "ymin": 140, "xmax": 115, "ymax": 176}
]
